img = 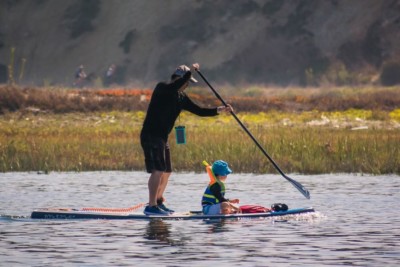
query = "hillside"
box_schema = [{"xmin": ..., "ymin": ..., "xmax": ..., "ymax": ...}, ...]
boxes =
[{"xmin": 0, "ymin": 0, "xmax": 399, "ymax": 87}]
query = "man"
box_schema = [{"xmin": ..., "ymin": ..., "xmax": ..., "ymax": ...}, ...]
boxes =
[
  {"xmin": 104, "ymin": 64, "xmax": 116, "ymax": 87},
  {"xmin": 73, "ymin": 65, "xmax": 87, "ymax": 88},
  {"xmin": 140, "ymin": 63, "xmax": 233, "ymax": 215}
]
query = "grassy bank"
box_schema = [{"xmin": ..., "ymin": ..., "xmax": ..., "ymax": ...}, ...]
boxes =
[{"xmin": 1, "ymin": 111, "xmax": 399, "ymax": 174}]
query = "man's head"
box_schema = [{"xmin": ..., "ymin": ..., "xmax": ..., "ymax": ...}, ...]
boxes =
[
  {"xmin": 212, "ymin": 160, "xmax": 232, "ymax": 177},
  {"xmin": 171, "ymin": 65, "xmax": 198, "ymax": 83}
]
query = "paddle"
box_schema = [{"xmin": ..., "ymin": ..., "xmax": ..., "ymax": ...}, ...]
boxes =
[{"xmin": 195, "ymin": 69, "xmax": 311, "ymax": 199}]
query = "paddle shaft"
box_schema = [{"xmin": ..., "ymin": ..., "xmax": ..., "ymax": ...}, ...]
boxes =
[{"xmin": 196, "ymin": 70, "xmax": 310, "ymax": 199}]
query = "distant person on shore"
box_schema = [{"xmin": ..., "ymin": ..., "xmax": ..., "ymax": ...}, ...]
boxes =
[
  {"xmin": 104, "ymin": 64, "xmax": 116, "ymax": 87},
  {"xmin": 73, "ymin": 65, "xmax": 87, "ymax": 88},
  {"xmin": 140, "ymin": 63, "xmax": 233, "ymax": 215},
  {"xmin": 202, "ymin": 160, "xmax": 241, "ymax": 215}
]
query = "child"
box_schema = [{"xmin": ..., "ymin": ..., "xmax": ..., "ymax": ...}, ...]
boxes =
[{"xmin": 201, "ymin": 160, "xmax": 241, "ymax": 215}]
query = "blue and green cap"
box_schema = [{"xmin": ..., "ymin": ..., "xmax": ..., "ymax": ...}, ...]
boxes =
[{"xmin": 212, "ymin": 160, "xmax": 232, "ymax": 176}]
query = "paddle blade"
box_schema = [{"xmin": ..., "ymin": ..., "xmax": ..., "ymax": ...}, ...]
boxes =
[{"xmin": 284, "ymin": 175, "xmax": 311, "ymax": 199}]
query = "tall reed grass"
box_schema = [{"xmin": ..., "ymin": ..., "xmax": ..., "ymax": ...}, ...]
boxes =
[{"xmin": 1, "ymin": 111, "xmax": 398, "ymax": 174}]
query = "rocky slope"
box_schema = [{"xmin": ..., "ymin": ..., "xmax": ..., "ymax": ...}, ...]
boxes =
[{"xmin": 0, "ymin": 0, "xmax": 399, "ymax": 87}]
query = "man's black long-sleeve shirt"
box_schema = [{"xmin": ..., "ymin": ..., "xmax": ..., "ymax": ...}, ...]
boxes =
[{"xmin": 141, "ymin": 71, "xmax": 218, "ymax": 141}]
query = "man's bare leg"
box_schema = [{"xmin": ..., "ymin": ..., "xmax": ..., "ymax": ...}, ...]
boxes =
[
  {"xmin": 148, "ymin": 170, "xmax": 164, "ymax": 206},
  {"xmin": 156, "ymin": 172, "xmax": 171, "ymax": 203}
]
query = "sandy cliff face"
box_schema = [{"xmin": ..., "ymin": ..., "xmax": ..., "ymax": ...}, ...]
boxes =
[{"xmin": 0, "ymin": 0, "xmax": 399, "ymax": 86}]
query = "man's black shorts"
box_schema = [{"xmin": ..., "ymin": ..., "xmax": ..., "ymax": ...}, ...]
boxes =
[{"xmin": 140, "ymin": 135, "xmax": 172, "ymax": 173}]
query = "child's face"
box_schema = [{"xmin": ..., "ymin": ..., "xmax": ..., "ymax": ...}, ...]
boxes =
[{"xmin": 219, "ymin": 175, "xmax": 228, "ymax": 181}]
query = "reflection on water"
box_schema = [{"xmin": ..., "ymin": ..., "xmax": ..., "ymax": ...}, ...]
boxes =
[
  {"xmin": 145, "ymin": 219, "xmax": 197, "ymax": 247},
  {"xmin": 145, "ymin": 220, "xmax": 176, "ymax": 245},
  {"xmin": 0, "ymin": 172, "xmax": 399, "ymax": 266},
  {"xmin": 204, "ymin": 219, "xmax": 230, "ymax": 233}
]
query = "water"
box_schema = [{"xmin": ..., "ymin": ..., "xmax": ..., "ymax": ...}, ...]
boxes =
[{"xmin": 1, "ymin": 172, "xmax": 399, "ymax": 266}]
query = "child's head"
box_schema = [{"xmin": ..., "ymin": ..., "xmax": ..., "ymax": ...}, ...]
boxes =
[{"xmin": 212, "ymin": 160, "xmax": 232, "ymax": 179}]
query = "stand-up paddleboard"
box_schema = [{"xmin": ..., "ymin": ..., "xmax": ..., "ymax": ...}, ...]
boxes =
[{"xmin": 31, "ymin": 206, "xmax": 315, "ymax": 220}]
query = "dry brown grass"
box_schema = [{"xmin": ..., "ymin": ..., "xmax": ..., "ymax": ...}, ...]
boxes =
[
  {"xmin": 0, "ymin": 85, "xmax": 149, "ymax": 114},
  {"xmin": 1, "ymin": 85, "xmax": 400, "ymax": 114}
]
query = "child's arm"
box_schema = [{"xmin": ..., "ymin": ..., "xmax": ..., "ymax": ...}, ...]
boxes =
[
  {"xmin": 229, "ymin": 198, "xmax": 240, "ymax": 204},
  {"xmin": 229, "ymin": 202, "xmax": 241, "ymax": 213}
]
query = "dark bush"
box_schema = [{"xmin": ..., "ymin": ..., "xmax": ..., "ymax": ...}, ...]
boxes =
[
  {"xmin": 380, "ymin": 61, "xmax": 400, "ymax": 86},
  {"xmin": 0, "ymin": 64, "xmax": 7, "ymax": 83},
  {"xmin": 63, "ymin": 0, "xmax": 101, "ymax": 39},
  {"xmin": 262, "ymin": 0, "xmax": 285, "ymax": 16},
  {"xmin": 0, "ymin": 86, "xmax": 25, "ymax": 113},
  {"xmin": 0, "ymin": 32, "xmax": 4, "ymax": 49},
  {"xmin": 119, "ymin": 30, "xmax": 137, "ymax": 54}
]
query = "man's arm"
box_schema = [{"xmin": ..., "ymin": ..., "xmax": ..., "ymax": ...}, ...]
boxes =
[
  {"xmin": 181, "ymin": 96, "xmax": 218, "ymax": 117},
  {"xmin": 170, "ymin": 71, "xmax": 192, "ymax": 91}
]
